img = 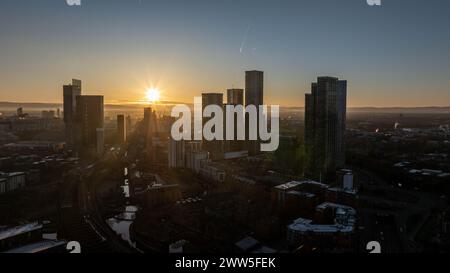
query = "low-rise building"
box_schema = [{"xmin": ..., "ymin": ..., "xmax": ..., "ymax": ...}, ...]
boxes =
[
  {"xmin": 200, "ymin": 164, "xmax": 226, "ymax": 183},
  {"xmin": 146, "ymin": 184, "xmax": 182, "ymax": 207},
  {"xmin": 0, "ymin": 222, "xmax": 43, "ymax": 251},
  {"xmin": 287, "ymin": 202, "xmax": 356, "ymax": 248},
  {"xmin": 0, "ymin": 172, "xmax": 26, "ymax": 194}
]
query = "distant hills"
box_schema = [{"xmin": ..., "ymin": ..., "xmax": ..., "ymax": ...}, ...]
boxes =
[
  {"xmin": 0, "ymin": 101, "xmax": 63, "ymax": 108},
  {"xmin": 1, "ymin": 101, "xmax": 450, "ymax": 113},
  {"xmin": 283, "ymin": 106, "xmax": 450, "ymax": 113}
]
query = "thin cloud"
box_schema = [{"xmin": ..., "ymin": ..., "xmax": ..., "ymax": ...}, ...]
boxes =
[{"xmin": 240, "ymin": 26, "xmax": 251, "ymax": 54}]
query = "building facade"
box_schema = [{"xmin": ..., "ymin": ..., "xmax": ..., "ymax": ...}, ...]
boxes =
[
  {"xmin": 117, "ymin": 114, "xmax": 127, "ymax": 143},
  {"xmin": 75, "ymin": 95, "xmax": 104, "ymax": 155},
  {"xmin": 202, "ymin": 93, "xmax": 224, "ymax": 160},
  {"xmin": 63, "ymin": 79, "xmax": 82, "ymax": 150},
  {"xmin": 168, "ymin": 138, "xmax": 185, "ymax": 168},
  {"xmin": 305, "ymin": 77, "xmax": 347, "ymax": 182},
  {"xmin": 245, "ymin": 71, "xmax": 264, "ymax": 155},
  {"xmin": 226, "ymin": 89, "xmax": 245, "ymax": 152}
]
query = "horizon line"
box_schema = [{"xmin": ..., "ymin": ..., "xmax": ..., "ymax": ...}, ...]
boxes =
[{"xmin": 1, "ymin": 100, "xmax": 450, "ymax": 109}]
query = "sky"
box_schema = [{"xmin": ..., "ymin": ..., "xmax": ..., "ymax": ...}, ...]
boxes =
[{"xmin": 0, "ymin": 0, "xmax": 450, "ymax": 107}]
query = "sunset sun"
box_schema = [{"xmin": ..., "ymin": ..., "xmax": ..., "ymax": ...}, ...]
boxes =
[{"xmin": 145, "ymin": 88, "xmax": 160, "ymax": 103}]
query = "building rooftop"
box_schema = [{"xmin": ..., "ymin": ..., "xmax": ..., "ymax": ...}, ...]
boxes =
[
  {"xmin": 251, "ymin": 246, "xmax": 277, "ymax": 254},
  {"xmin": 235, "ymin": 236, "xmax": 259, "ymax": 252},
  {"xmin": 0, "ymin": 222, "xmax": 43, "ymax": 241},
  {"xmin": 274, "ymin": 181, "xmax": 303, "ymax": 190},
  {"xmin": 0, "ymin": 172, "xmax": 26, "ymax": 178},
  {"xmin": 3, "ymin": 240, "xmax": 67, "ymax": 253},
  {"xmin": 288, "ymin": 203, "xmax": 356, "ymax": 235},
  {"xmin": 274, "ymin": 180, "xmax": 329, "ymax": 191},
  {"xmin": 288, "ymin": 218, "xmax": 354, "ymax": 234},
  {"xmin": 316, "ymin": 202, "xmax": 356, "ymax": 214},
  {"xmin": 286, "ymin": 191, "xmax": 316, "ymax": 198},
  {"xmin": 327, "ymin": 187, "xmax": 357, "ymax": 195}
]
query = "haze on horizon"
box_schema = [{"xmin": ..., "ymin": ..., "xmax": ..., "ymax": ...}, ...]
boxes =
[{"xmin": 1, "ymin": 0, "xmax": 450, "ymax": 107}]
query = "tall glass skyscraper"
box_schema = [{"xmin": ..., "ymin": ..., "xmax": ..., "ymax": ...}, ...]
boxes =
[
  {"xmin": 245, "ymin": 70, "xmax": 264, "ymax": 155},
  {"xmin": 75, "ymin": 95, "xmax": 104, "ymax": 155},
  {"xmin": 305, "ymin": 77, "xmax": 347, "ymax": 182},
  {"xmin": 202, "ymin": 93, "xmax": 224, "ymax": 160},
  {"xmin": 63, "ymin": 79, "xmax": 82, "ymax": 150}
]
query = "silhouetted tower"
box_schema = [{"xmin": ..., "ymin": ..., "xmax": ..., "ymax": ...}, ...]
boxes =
[{"xmin": 305, "ymin": 77, "xmax": 347, "ymax": 182}]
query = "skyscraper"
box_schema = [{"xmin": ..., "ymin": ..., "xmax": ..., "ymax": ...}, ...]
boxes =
[
  {"xmin": 245, "ymin": 71, "xmax": 264, "ymax": 155},
  {"xmin": 227, "ymin": 88, "xmax": 244, "ymax": 106},
  {"xmin": 143, "ymin": 107, "xmax": 157, "ymax": 157},
  {"xmin": 63, "ymin": 79, "xmax": 81, "ymax": 150},
  {"xmin": 96, "ymin": 128, "xmax": 105, "ymax": 157},
  {"xmin": 75, "ymin": 95, "xmax": 104, "ymax": 155},
  {"xmin": 202, "ymin": 93, "xmax": 224, "ymax": 160},
  {"xmin": 144, "ymin": 107, "xmax": 157, "ymax": 137},
  {"xmin": 117, "ymin": 114, "xmax": 127, "ymax": 144},
  {"xmin": 168, "ymin": 138, "xmax": 185, "ymax": 168},
  {"xmin": 305, "ymin": 77, "xmax": 347, "ymax": 182},
  {"xmin": 126, "ymin": 115, "xmax": 132, "ymax": 135},
  {"xmin": 227, "ymin": 89, "xmax": 244, "ymax": 152}
]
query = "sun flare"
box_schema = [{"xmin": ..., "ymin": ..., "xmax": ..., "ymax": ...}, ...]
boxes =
[{"xmin": 145, "ymin": 88, "xmax": 161, "ymax": 103}]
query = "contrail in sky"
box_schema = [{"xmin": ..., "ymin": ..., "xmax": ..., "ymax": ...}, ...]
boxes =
[{"xmin": 240, "ymin": 26, "xmax": 251, "ymax": 53}]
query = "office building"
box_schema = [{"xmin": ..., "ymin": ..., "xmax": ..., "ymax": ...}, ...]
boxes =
[
  {"xmin": 245, "ymin": 71, "xmax": 264, "ymax": 155},
  {"xmin": 117, "ymin": 114, "xmax": 127, "ymax": 143},
  {"xmin": 144, "ymin": 107, "xmax": 157, "ymax": 145},
  {"xmin": 126, "ymin": 115, "xmax": 132, "ymax": 135},
  {"xmin": 202, "ymin": 93, "xmax": 224, "ymax": 160},
  {"xmin": 227, "ymin": 89, "xmax": 244, "ymax": 152},
  {"xmin": 63, "ymin": 79, "xmax": 82, "ymax": 150},
  {"xmin": 168, "ymin": 138, "xmax": 185, "ymax": 168},
  {"xmin": 185, "ymin": 141, "xmax": 208, "ymax": 173},
  {"xmin": 75, "ymin": 95, "xmax": 104, "ymax": 155},
  {"xmin": 305, "ymin": 77, "xmax": 347, "ymax": 182},
  {"xmin": 0, "ymin": 172, "xmax": 26, "ymax": 195},
  {"xmin": 227, "ymin": 88, "xmax": 244, "ymax": 105},
  {"xmin": 96, "ymin": 128, "xmax": 104, "ymax": 156}
]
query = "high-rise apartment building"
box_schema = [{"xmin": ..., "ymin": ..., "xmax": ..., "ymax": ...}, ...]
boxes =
[
  {"xmin": 168, "ymin": 138, "xmax": 185, "ymax": 168},
  {"xmin": 63, "ymin": 79, "xmax": 82, "ymax": 150},
  {"xmin": 202, "ymin": 93, "xmax": 224, "ymax": 160},
  {"xmin": 227, "ymin": 88, "xmax": 244, "ymax": 106},
  {"xmin": 117, "ymin": 114, "xmax": 127, "ymax": 143},
  {"xmin": 305, "ymin": 77, "xmax": 347, "ymax": 182},
  {"xmin": 245, "ymin": 71, "xmax": 264, "ymax": 155},
  {"xmin": 75, "ymin": 95, "xmax": 104, "ymax": 155},
  {"xmin": 226, "ymin": 89, "xmax": 244, "ymax": 152}
]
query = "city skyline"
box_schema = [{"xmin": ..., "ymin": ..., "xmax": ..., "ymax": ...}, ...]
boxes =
[
  {"xmin": 2, "ymin": 0, "xmax": 450, "ymax": 258},
  {"xmin": 1, "ymin": 0, "xmax": 450, "ymax": 107}
]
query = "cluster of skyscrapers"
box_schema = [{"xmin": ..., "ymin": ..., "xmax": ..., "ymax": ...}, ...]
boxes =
[
  {"xmin": 200, "ymin": 70, "xmax": 265, "ymax": 160},
  {"xmin": 171, "ymin": 73, "xmax": 348, "ymax": 184},
  {"xmin": 61, "ymin": 74, "xmax": 347, "ymax": 182},
  {"xmin": 63, "ymin": 79, "xmax": 104, "ymax": 156}
]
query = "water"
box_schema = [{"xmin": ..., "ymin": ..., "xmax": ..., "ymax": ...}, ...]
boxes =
[
  {"xmin": 122, "ymin": 167, "xmax": 130, "ymax": 198},
  {"xmin": 121, "ymin": 179, "xmax": 130, "ymax": 198},
  {"xmin": 106, "ymin": 167, "xmax": 139, "ymax": 249},
  {"xmin": 107, "ymin": 206, "xmax": 138, "ymax": 248}
]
